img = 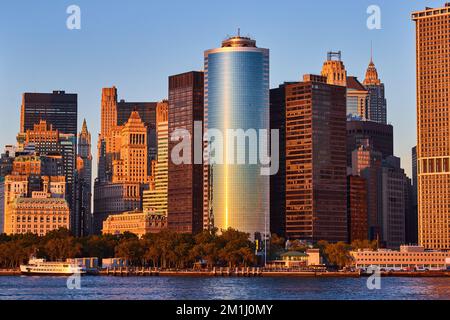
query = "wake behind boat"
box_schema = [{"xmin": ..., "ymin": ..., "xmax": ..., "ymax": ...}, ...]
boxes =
[{"xmin": 20, "ymin": 257, "xmax": 86, "ymax": 276}]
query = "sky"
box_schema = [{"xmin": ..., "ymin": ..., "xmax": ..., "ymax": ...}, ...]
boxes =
[{"xmin": 0, "ymin": 0, "xmax": 445, "ymax": 178}]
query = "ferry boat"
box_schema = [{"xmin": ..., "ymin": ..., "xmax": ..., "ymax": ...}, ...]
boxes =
[{"xmin": 20, "ymin": 257, "xmax": 86, "ymax": 276}]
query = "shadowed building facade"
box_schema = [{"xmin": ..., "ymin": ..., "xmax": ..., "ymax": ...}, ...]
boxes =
[
  {"xmin": 285, "ymin": 74, "xmax": 347, "ymax": 242},
  {"xmin": 347, "ymin": 175, "xmax": 368, "ymax": 242},
  {"xmin": 20, "ymin": 91, "xmax": 77, "ymax": 135},
  {"xmin": 346, "ymin": 120, "xmax": 393, "ymax": 167},
  {"xmin": 269, "ymin": 83, "xmax": 290, "ymax": 237},
  {"xmin": 167, "ymin": 71, "xmax": 204, "ymax": 234},
  {"xmin": 76, "ymin": 120, "xmax": 93, "ymax": 236}
]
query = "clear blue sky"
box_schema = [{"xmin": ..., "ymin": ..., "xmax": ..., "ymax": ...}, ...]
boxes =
[{"xmin": 0, "ymin": 0, "xmax": 444, "ymax": 177}]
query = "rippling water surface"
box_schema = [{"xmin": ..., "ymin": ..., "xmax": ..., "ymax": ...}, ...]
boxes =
[{"xmin": 0, "ymin": 276, "xmax": 449, "ymax": 300}]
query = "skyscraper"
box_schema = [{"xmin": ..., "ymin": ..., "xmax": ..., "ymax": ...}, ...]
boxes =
[
  {"xmin": 412, "ymin": 3, "xmax": 450, "ymax": 250},
  {"xmin": 347, "ymin": 175, "xmax": 368, "ymax": 242},
  {"xmin": 93, "ymin": 111, "xmax": 150, "ymax": 234},
  {"xmin": 407, "ymin": 146, "xmax": 418, "ymax": 244},
  {"xmin": 203, "ymin": 34, "xmax": 270, "ymax": 240},
  {"xmin": 321, "ymin": 52, "xmax": 368, "ymax": 120},
  {"xmin": 20, "ymin": 91, "xmax": 77, "ymax": 135},
  {"xmin": 346, "ymin": 76, "xmax": 369, "ymax": 120},
  {"xmin": 97, "ymin": 87, "xmax": 157, "ymax": 182},
  {"xmin": 285, "ymin": 74, "xmax": 347, "ymax": 242},
  {"xmin": 321, "ymin": 51, "xmax": 347, "ymax": 87},
  {"xmin": 269, "ymin": 83, "xmax": 290, "ymax": 237},
  {"xmin": 76, "ymin": 119, "xmax": 92, "ymax": 236},
  {"xmin": 100, "ymin": 87, "xmax": 118, "ymax": 138},
  {"xmin": 352, "ymin": 142, "xmax": 383, "ymax": 241},
  {"xmin": 363, "ymin": 55, "xmax": 387, "ymax": 124},
  {"xmin": 20, "ymin": 120, "xmax": 77, "ymax": 234},
  {"xmin": 346, "ymin": 120, "xmax": 394, "ymax": 167},
  {"xmin": 381, "ymin": 156, "xmax": 407, "ymax": 249},
  {"xmin": 167, "ymin": 71, "xmax": 204, "ymax": 234},
  {"xmin": 142, "ymin": 101, "xmax": 168, "ymax": 216},
  {"xmin": 112, "ymin": 111, "xmax": 149, "ymax": 184}
]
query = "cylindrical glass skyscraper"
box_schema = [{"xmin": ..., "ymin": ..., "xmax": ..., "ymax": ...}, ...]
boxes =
[{"xmin": 204, "ymin": 35, "xmax": 269, "ymax": 240}]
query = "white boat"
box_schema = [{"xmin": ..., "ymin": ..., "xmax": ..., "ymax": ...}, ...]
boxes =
[{"xmin": 20, "ymin": 257, "xmax": 86, "ymax": 276}]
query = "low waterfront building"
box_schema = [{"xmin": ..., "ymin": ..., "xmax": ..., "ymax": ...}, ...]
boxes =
[
  {"xmin": 102, "ymin": 258, "xmax": 128, "ymax": 269},
  {"xmin": 102, "ymin": 210, "xmax": 167, "ymax": 238},
  {"xmin": 351, "ymin": 245, "xmax": 450, "ymax": 271},
  {"xmin": 66, "ymin": 257, "xmax": 98, "ymax": 271},
  {"xmin": 266, "ymin": 249, "xmax": 323, "ymax": 269},
  {"xmin": 0, "ymin": 177, "xmax": 4, "ymax": 233},
  {"xmin": 8, "ymin": 191, "xmax": 69, "ymax": 236}
]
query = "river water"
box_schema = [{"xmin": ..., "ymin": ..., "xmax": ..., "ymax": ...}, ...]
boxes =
[{"xmin": 0, "ymin": 276, "xmax": 448, "ymax": 300}]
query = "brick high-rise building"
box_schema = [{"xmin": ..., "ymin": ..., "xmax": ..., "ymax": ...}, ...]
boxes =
[
  {"xmin": 352, "ymin": 142, "xmax": 383, "ymax": 241},
  {"xmin": 20, "ymin": 91, "xmax": 77, "ymax": 136},
  {"xmin": 167, "ymin": 71, "xmax": 204, "ymax": 234},
  {"xmin": 347, "ymin": 175, "xmax": 368, "ymax": 242},
  {"xmin": 412, "ymin": 3, "xmax": 450, "ymax": 250},
  {"xmin": 285, "ymin": 74, "xmax": 347, "ymax": 242}
]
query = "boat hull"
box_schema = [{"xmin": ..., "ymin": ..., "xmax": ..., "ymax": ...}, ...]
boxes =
[{"xmin": 20, "ymin": 266, "xmax": 86, "ymax": 276}]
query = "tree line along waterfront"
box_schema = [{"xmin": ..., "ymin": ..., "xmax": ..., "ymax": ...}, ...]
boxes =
[{"xmin": 0, "ymin": 228, "xmax": 379, "ymax": 270}]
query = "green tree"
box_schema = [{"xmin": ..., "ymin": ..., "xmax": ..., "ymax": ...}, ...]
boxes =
[{"xmin": 115, "ymin": 238, "xmax": 145, "ymax": 266}]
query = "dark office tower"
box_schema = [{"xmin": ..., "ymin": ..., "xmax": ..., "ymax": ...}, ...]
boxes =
[
  {"xmin": 269, "ymin": 84, "xmax": 290, "ymax": 237},
  {"xmin": 285, "ymin": 74, "xmax": 347, "ymax": 242},
  {"xmin": 346, "ymin": 120, "xmax": 393, "ymax": 166},
  {"xmin": 76, "ymin": 119, "xmax": 93, "ymax": 236},
  {"xmin": 347, "ymin": 175, "xmax": 368, "ymax": 242},
  {"xmin": 353, "ymin": 142, "xmax": 383, "ymax": 241},
  {"xmin": 116, "ymin": 101, "xmax": 158, "ymax": 162},
  {"xmin": 406, "ymin": 146, "xmax": 419, "ymax": 244},
  {"xmin": 363, "ymin": 54, "xmax": 387, "ymax": 124},
  {"xmin": 380, "ymin": 156, "xmax": 407, "ymax": 249},
  {"xmin": 167, "ymin": 71, "xmax": 204, "ymax": 234},
  {"xmin": 20, "ymin": 91, "xmax": 78, "ymax": 135}
]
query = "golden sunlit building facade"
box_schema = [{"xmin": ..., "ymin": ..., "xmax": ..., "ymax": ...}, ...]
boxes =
[
  {"xmin": 102, "ymin": 210, "xmax": 167, "ymax": 238},
  {"xmin": 112, "ymin": 111, "xmax": 149, "ymax": 184},
  {"xmin": 143, "ymin": 101, "xmax": 168, "ymax": 216},
  {"xmin": 413, "ymin": 3, "xmax": 450, "ymax": 250},
  {"xmin": 9, "ymin": 192, "xmax": 69, "ymax": 236}
]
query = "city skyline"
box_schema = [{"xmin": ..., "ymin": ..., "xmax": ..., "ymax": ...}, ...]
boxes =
[
  {"xmin": 2, "ymin": 0, "xmax": 446, "ymax": 179},
  {"xmin": 0, "ymin": 2, "xmax": 450, "ymax": 305}
]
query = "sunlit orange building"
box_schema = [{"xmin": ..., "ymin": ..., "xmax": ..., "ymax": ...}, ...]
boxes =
[
  {"xmin": 112, "ymin": 111, "xmax": 149, "ymax": 184},
  {"xmin": 412, "ymin": 3, "xmax": 450, "ymax": 250}
]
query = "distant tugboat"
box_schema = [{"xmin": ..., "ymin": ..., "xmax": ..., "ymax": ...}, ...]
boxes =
[{"xmin": 20, "ymin": 257, "xmax": 86, "ymax": 276}]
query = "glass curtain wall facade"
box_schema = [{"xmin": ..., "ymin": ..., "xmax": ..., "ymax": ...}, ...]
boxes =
[{"xmin": 203, "ymin": 36, "xmax": 270, "ymax": 240}]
